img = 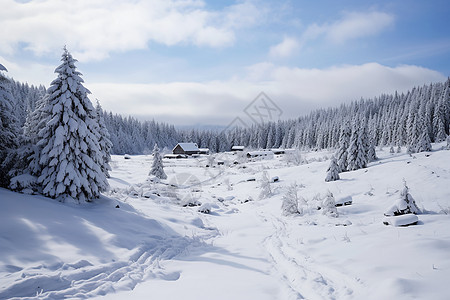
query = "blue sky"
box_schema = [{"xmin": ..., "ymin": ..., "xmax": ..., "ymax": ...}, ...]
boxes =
[{"xmin": 1, "ymin": 0, "xmax": 449, "ymax": 126}]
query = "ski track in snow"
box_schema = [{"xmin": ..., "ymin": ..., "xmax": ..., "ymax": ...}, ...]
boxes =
[{"xmin": 258, "ymin": 210, "xmax": 361, "ymax": 300}]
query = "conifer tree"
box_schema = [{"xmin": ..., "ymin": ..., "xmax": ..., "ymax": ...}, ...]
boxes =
[
  {"xmin": 15, "ymin": 95, "xmax": 49, "ymax": 177},
  {"xmin": 95, "ymin": 100, "xmax": 112, "ymax": 178},
  {"xmin": 416, "ymin": 128, "xmax": 432, "ymax": 152},
  {"xmin": 347, "ymin": 118, "xmax": 367, "ymax": 171},
  {"xmin": 149, "ymin": 143, "xmax": 167, "ymax": 180},
  {"xmin": 37, "ymin": 47, "xmax": 108, "ymax": 201},
  {"xmin": 325, "ymin": 156, "xmax": 340, "ymax": 182},
  {"xmin": 0, "ymin": 63, "xmax": 19, "ymax": 187},
  {"xmin": 336, "ymin": 122, "xmax": 350, "ymax": 172}
]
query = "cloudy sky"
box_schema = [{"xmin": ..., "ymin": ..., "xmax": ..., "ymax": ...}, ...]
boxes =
[{"xmin": 1, "ymin": 0, "xmax": 449, "ymax": 126}]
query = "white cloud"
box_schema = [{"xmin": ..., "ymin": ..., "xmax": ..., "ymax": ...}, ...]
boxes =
[
  {"xmin": 0, "ymin": 0, "xmax": 263, "ymax": 61},
  {"xmin": 0, "ymin": 55, "xmax": 55, "ymax": 86},
  {"xmin": 268, "ymin": 11, "xmax": 394, "ymax": 59},
  {"xmin": 326, "ymin": 11, "xmax": 395, "ymax": 44},
  {"xmin": 87, "ymin": 62, "xmax": 445, "ymax": 125},
  {"xmin": 300, "ymin": 11, "xmax": 395, "ymax": 46},
  {"xmin": 269, "ymin": 37, "xmax": 300, "ymax": 58}
]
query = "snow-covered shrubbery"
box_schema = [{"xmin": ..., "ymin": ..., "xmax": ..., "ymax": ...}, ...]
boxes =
[
  {"xmin": 284, "ymin": 149, "xmax": 304, "ymax": 166},
  {"xmin": 259, "ymin": 171, "xmax": 272, "ymax": 199},
  {"xmin": 198, "ymin": 203, "xmax": 212, "ymax": 214},
  {"xmin": 321, "ymin": 191, "xmax": 339, "ymax": 218},
  {"xmin": 384, "ymin": 181, "xmax": 421, "ymax": 216},
  {"xmin": 9, "ymin": 174, "xmax": 38, "ymax": 194},
  {"xmin": 281, "ymin": 183, "xmax": 304, "ymax": 216}
]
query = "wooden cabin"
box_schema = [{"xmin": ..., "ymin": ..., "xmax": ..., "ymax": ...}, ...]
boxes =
[{"xmin": 172, "ymin": 143, "xmax": 200, "ymax": 156}]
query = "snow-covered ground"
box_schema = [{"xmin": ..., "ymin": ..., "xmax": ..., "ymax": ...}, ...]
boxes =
[{"xmin": 1, "ymin": 144, "xmax": 450, "ymax": 299}]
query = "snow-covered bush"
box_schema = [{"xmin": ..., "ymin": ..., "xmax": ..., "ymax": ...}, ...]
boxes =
[
  {"xmin": 198, "ymin": 203, "xmax": 212, "ymax": 214},
  {"xmin": 322, "ymin": 191, "xmax": 339, "ymax": 218},
  {"xmin": 223, "ymin": 177, "xmax": 233, "ymax": 191},
  {"xmin": 9, "ymin": 174, "xmax": 39, "ymax": 194},
  {"xmin": 281, "ymin": 183, "xmax": 303, "ymax": 216},
  {"xmin": 325, "ymin": 156, "xmax": 340, "ymax": 182},
  {"xmin": 384, "ymin": 181, "xmax": 421, "ymax": 216},
  {"xmin": 259, "ymin": 171, "xmax": 272, "ymax": 199},
  {"xmin": 284, "ymin": 149, "xmax": 304, "ymax": 166}
]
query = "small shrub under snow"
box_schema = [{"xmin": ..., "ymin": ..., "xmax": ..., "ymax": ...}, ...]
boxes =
[
  {"xmin": 321, "ymin": 191, "xmax": 339, "ymax": 218},
  {"xmin": 198, "ymin": 203, "xmax": 212, "ymax": 214},
  {"xmin": 281, "ymin": 183, "xmax": 304, "ymax": 216},
  {"xmin": 384, "ymin": 181, "xmax": 420, "ymax": 216}
]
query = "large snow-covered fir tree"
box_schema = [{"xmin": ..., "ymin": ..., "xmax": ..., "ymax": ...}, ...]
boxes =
[
  {"xmin": 37, "ymin": 47, "xmax": 109, "ymax": 201},
  {"xmin": 95, "ymin": 100, "xmax": 112, "ymax": 178},
  {"xmin": 0, "ymin": 63, "xmax": 19, "ymax": 187},
  {"xmin": 149, "ymin": 143, "xmax": 167, "ymax": 180}
]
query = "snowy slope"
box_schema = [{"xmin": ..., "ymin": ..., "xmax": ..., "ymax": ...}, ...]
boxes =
[{"xmin": 1, "ymin": 144, "xmax": 450, "ymax": 299}]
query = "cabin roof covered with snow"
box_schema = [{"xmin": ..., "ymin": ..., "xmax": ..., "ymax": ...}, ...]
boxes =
[
  {"xmin": 174, "ymin": 143, "xmax": 199, "ymax": 152},
  {"xmin": 247, "ymin": 150, "xmax": 274, "ymax": 157},
  {"xmin": 232, "ymin": 146, "xmax": 245, "ymax": 151}
]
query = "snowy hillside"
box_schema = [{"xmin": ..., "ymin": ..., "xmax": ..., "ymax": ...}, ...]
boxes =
[{"xmin": 1, "ymin": 144, "xmax": 450, "ymax": 299}]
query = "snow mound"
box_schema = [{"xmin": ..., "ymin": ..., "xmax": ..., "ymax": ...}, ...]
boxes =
[{"xmin": 383, "ymin": 214, "xmax": 419, "ymax": 227}]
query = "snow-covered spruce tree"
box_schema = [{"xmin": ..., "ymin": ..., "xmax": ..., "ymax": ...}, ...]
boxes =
[
  {"xmin": 336, "ymin": 122, "xmax": 350, "ymax": 172},
  {"xmin": 325, "ymin": 156, "xmax": 340, "ymax": 182},
  {"xmin": 0, "ymin": 63, "xmax": 19, "ymax": 187},
  {"xmin": 416, "ymin": 128, "xmax": 432, "ymax": 152},
  {"xmin": 281, "ymin": 182, "xmax": 302, "ymax": 216},
  {"xmin": 259, "ymin": 170, "xmax": 272, "ymax": 199},
  {"xmin": 37, "ymin": 47, "xmax": 109, "ymax": 202},
  {"xmin": 149, "ymin": 143, "xmax": 167, "ymax": 180},
  {"xmin": 347, "ymin": 118, "xmax": 367, "ymax": 171},
  {"xmin": 385, "ymin": 180, "xmax": 421, "ymax": 216},
  {"xmin": 9, "ymin": 92, "xmax": 49, "ymax": 193},
  {"xmin": 322, "ymin": 191, "xmax": 338, "ymax": 218},
  {"xmin": 95, "ymin": 100, "xmax": 112, "ymax": 178}
]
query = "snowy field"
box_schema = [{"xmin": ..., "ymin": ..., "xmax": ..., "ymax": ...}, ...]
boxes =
[{"xmin": 1, "ymin": 144, "xmax": 450, "ymax": 299}]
